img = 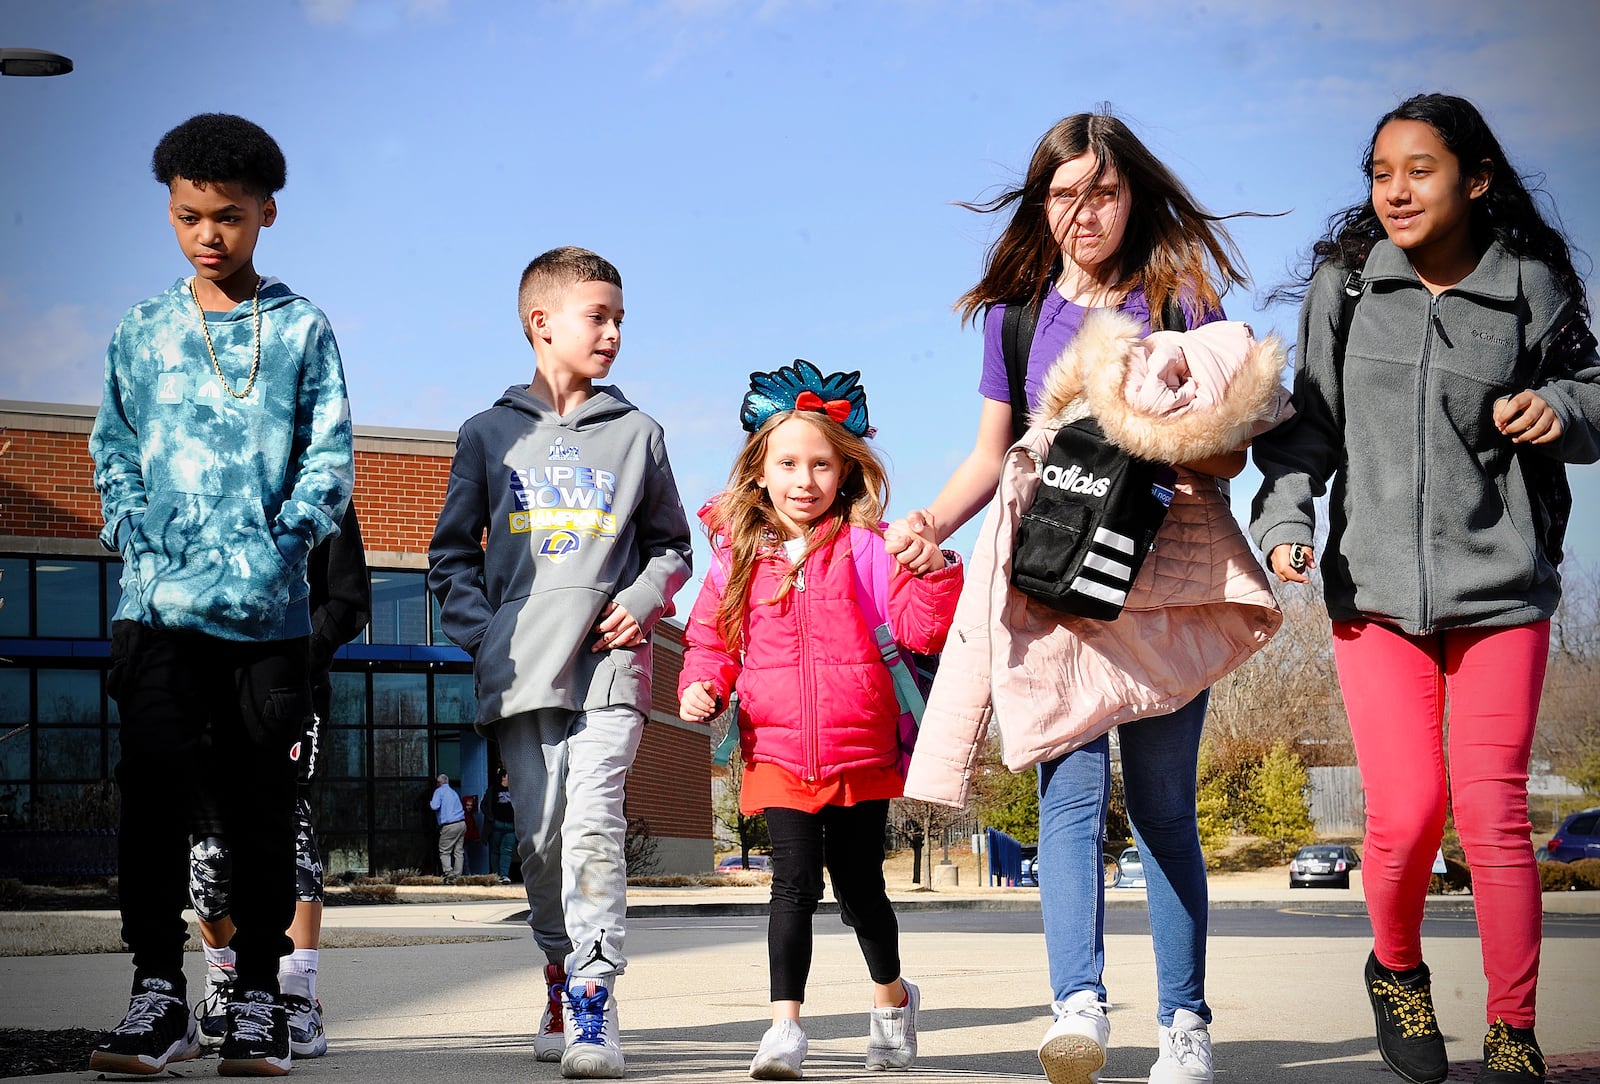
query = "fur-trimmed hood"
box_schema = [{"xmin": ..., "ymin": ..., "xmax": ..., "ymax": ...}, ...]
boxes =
[{"xmin": 1032, "ymin": 310, "xmax": 1292, "ymax": 462}]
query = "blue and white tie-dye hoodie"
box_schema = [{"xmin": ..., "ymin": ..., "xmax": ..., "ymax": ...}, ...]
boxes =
[{"xmin": 89, "ymin": 276, "xmax": 354, "ymax": 642}]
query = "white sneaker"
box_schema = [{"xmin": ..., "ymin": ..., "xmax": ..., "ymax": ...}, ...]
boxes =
[
  {"xmin": 536, "ymin": 963, "xmax": 565, "ymax": 1062},
  {"xmin": 1149, "ymin": 1008, "xmax": 1213, "ymax": 1083},
  {"xmin": 1038, "ymin": 990, "xmax": 1109, "ymax": 1084},
  {"xmin": 561, "ymin": 975, "xmax": 623, "ymax": 1079},
  {"xmin": 749, "ymin": 1019, "xmax": 808, "ymax": 1080},
  {"xmin": 865, "ymin": 978, "xmax": 919, "ymax": 1070}
]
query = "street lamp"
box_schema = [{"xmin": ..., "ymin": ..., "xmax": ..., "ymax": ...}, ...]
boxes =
[{"xmin": 0, "ymin": 48, "xmax": 73, "ymax": 77}]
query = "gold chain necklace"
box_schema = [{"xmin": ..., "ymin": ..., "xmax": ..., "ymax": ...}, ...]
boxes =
[{"xmin": 189, "ymin": 275, "xmax": 262, "ymax": 399}]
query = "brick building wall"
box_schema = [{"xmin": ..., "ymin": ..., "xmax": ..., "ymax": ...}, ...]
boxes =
[{"xmin": 0, "ymin": 401, "xmax": 714, "ymax": 873}]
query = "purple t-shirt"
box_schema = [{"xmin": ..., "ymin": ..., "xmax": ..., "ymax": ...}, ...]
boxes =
[{"xmin": 978, "ymin": 285, "xmax": 1224, "ymax": 413}]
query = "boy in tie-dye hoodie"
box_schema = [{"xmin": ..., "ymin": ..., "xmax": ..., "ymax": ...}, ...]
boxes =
[{"xmin": 88, "ymin": 113, "xmax": 352, "ymax": 1078}]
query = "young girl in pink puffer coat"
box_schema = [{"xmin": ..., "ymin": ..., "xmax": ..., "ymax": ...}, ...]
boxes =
[{"xmin": 677, "ymin": 360, "xmax": 961, "ymax": 1080}]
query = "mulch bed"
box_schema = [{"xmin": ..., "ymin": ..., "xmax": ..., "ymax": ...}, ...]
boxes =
[{"xmin": 0, "ymin": 1027, "xmax": 102, "ymax": 1077}]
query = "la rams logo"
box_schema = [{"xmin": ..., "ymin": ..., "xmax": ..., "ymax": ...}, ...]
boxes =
[{"xmin": 539, "ymin": 530, "xmax": 582, "ymax": 563}]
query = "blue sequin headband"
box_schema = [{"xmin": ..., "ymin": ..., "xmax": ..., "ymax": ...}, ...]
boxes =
[{"xmin": 739, "ymin": 359, "xmax": 873, "ymax": 438}]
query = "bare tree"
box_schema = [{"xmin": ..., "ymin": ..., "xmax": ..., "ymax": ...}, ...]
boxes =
[
  {"xmin": 1203, "ymin": 582, "xmax": 1352, "ymax": 773},
  {"xmin": 1537, "ymin": 561, "xmax": 1600, "ymax": 797}
]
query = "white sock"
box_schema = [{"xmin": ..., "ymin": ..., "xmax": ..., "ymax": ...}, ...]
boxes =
[
  {"xmin": 279, "ymin": 948, "xmax": 319, "ymax": 1000},
  {"xmin": 204, "ymin": 945, "xmax": 236, "ymax": 972}
]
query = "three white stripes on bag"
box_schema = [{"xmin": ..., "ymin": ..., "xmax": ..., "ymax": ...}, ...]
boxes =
[{"xmin": 1071, "ymin": 527, "xmax": 1136, "ymax": 606}]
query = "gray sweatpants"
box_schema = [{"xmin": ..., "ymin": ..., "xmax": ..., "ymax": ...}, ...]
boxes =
[{"xmin": 494, "ymin": 704, "xmax": 643, "ymax": 980}]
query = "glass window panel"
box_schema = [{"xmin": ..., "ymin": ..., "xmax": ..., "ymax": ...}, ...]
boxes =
[
  {"xmin": 0, "ymin": 724, "xmax": 28, "ymax": 780},
  {"xmin": 318, "ymin": 833, "xmax": 369, "ymax": 879},
  {"xmin": 0, "ymin": 558, "xmax": 29, "ymax": 636},
  {"xmin": 0, "ymin": 782, "xmax": 29, "ymax": 827},
  {"xmin": 308, "ymin": 780, "xmax": 368, "ymax": 836},
  {"xmin": 371, "ymin": 830, "xmax": 435, "ymax": 877},
  {"xmin": 373, "ymin": 728, "xmax": 428, "ymax": 778},
  {"xmin": 434, "ymin": 731, "xmax": 460, "ymax": 783},
  {"xmin": 36, "ymin": 727, "xmax": 102, "ymax": 780},
  {"xmin": 433, "ymin": 674, "xmax": 476, "ymax": 726},
  {"xmin": 369, "ymin": 572, "xmax": 427, "ymax": 645},
  {"xmin": 373, "ymin": 780, "xmax": 436, "ymax": 835},
  {"xmin": 37, "ymin": 670, "xmax": 101, "ymax": 724},
  {"xmin": 32, "ymin": 780, "xmax": 118, "ymax": 830},
  {"xmin": 431, "ymin": 594, "xmax": 446, "ymax": 647},
  {"xmin": 35, "ymin": 561, "xmax": 100, "ymax": 638},
  {"xmin": 329, "ymin": 672, "xmax": 367, "ymax": 727},
  {"xmin": 372, "ymin": 673, "xmax": 426, "ymax": 726},
  {"xmin": 320, "ymin": 724, "xmax": 365, "ymax": 779},
  {"xmin": 104, "ymin": 562, "xmax": 123, "ymax": 634},
  {"xmin": 0, "ymin": 668, "xmax": 29, "ymax": 724}
]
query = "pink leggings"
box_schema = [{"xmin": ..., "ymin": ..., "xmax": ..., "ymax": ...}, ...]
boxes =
[{"xmin": 1331, "ymin": 618, "xmax": 1548, "ymax": 1028}]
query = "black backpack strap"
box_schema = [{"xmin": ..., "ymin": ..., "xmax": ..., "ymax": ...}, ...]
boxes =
[
  {"xmin": 1156, "ymin": 294, "xmax": 1189, "ymax": 332},
  {"xmin": 1330, "ymin": 269, "xmax": 1365, "ymax": 427},
  {"xmin": 1001, "ymin": 298, "xmax": 1040, "ymax": 442}
]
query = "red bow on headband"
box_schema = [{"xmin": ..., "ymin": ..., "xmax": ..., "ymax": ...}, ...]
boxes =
[{"xmin": 794, "ymin": 390, "xmax": 852, "ymax": 424}]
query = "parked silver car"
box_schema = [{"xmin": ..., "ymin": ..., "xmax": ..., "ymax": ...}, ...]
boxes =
[{"xmin": 1289, "ymin": 844, "xmax": 1360, "ymax": 889}]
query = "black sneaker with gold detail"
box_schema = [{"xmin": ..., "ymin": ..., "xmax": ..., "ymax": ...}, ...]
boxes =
[
  {"xmin": 1364, "ymin": 951, "xmax": 1448, "ymax": 1084},
  {"xmin": 1479, "ymin": 1018, "xmax": 1545, "ymax": 1083}
]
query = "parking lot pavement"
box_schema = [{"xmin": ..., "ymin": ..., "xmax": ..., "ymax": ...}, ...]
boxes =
[{"xmin": 4, "ymin": 890, "xmax": 1597, "ymax": 1084}]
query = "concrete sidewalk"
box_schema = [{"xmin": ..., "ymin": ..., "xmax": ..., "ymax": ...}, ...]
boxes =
[{"xmin": 3, "ymin": 877, "xmax": 1597, "ymax": 1083}]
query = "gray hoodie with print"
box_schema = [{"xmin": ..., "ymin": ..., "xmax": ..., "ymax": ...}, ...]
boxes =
[
  {"xmin": 427, "ymin": 384, "xmax": 693, "ymax": 727},
  {"xmin": 1251, "ymin": 240, "xmax": 1600, "ymax": 635}
]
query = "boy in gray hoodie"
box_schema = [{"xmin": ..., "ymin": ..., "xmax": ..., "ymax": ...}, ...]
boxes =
[{"xmin": 427, "ymin": 247, "xmax": 692, "ymax": 1080}]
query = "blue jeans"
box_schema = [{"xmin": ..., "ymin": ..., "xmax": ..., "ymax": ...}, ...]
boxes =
[{"xmin": 1037, "ymin": 691, "xmax": 1211, "ymax": 1027}]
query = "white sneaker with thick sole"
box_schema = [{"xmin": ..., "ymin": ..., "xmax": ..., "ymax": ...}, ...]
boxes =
[
  {"xmin": 1038, "ymin": 990, "xmax": 1109, "ymax": 1084},
  {"xmin": 535, "ymin": 963, "xmax": 565, "ymax": 1062},
  {"xmin": 749, "ymin": 1019, "xmax": 808, "ymax": 1080},
  {"xmin": 1149, "ymin": 1008, "xmax": 1213, "ymax": 1083},
  {"xmin": 561, "ymin": 975, "xmax": 623, "ymax": 1079},
  {"xmin": 865, "ymin": 978, "xmax": 919, "ymax": 1070}
]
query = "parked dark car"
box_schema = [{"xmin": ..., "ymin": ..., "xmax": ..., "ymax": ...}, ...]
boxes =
[
  {"xmin": 715, "ymin": 854, "xmax": 772, "ymax": 873},
  {"xmin": 1289, "ymin": 844, "xmax": 1360, "ymax": 889},
  {"xmin": 1547, "ymin": 808, "xmax": 1600, "ymax": 863}
]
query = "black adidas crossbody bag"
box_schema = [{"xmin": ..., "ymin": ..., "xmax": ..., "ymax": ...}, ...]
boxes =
[{"xmin": 1002, "ymin": 295, "xmax": 1183, "ymax": 620}]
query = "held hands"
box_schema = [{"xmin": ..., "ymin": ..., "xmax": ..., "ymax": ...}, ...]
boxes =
[
  {"xmin": 884, "ymin": 509, "xmax": 946, "ymax": 574},
  {"xmin": 679, "ymin": 680, "xmax": 722, "ymax": 722},
  {"xmin": 1268, "ymin": 542, "xmax": 1317, "ymax": 584},
  {"xmin": 591, "ymin": 601, "xmax": 642, "ymax": 653},
  {"xmin": 1494, "ymin": 391, "xmax": 1562, "ymax": 444}
]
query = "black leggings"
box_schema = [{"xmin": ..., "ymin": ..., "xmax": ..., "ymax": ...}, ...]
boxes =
[{"xmin": 765, "ymin": 800, "xmax": 900, "ymax": 1003}]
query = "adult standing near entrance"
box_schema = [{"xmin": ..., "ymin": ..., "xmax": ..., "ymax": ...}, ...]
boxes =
[
  {"xmin": 431, "ymin": 774, "xmax": 467, "ymax": 884},
  {"xmin": 485, "ymin": 767, "xmax": 517, "ymax": 884}
]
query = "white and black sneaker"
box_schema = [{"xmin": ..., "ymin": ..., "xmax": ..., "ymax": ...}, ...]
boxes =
[
  {"xmin": 285, "ymin": 994, "xmax": 327, "ymax": 1058},
  {"xmin": 197, "ymin": 963, "xmax": 237, "ymax": 1050},
  {"xmin": 219, "ymin": 989, "xmax": 292, "ymax": 1077},
  {"xmin": 89, "ymin": 976, "xmax": 201, "ymax": 1075}
]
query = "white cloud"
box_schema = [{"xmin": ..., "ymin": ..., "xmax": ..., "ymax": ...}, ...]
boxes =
[
  {"xmin": 0, "ymin": 298, "xmax": 108, "ymax": 407},
  {"xmin": 302, "ymin": 0, "xmax": 356, "ymax": 26}
]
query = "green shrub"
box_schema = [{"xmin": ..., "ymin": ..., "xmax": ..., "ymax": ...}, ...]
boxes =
[
  {"xmin": 1567, "ymin": 858, "xmax": 1600, "ymax": 890},
  {"xmin": 1243, "ymin": 742, "xmax": 1315, "ymax": 852},
  {"xmin": 1539, "ymin": 861, "xmax": 1577, "ymax": 892}
]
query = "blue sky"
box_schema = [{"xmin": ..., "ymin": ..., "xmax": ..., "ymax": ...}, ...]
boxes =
[{"xmin": 3, "ymin": 0, "xmax": 1597, "ymax": 580}]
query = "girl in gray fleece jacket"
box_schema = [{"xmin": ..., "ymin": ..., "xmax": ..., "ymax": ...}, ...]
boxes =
[{"xmin": 1252, "ymin": 93, "xmax": 1600, "ymax": 1084}]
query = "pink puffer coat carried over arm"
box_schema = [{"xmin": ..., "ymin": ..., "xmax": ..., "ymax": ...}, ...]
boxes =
[{"xmin": 903, "ymin": 310, "xmax": 1286, "ymax": 808}]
